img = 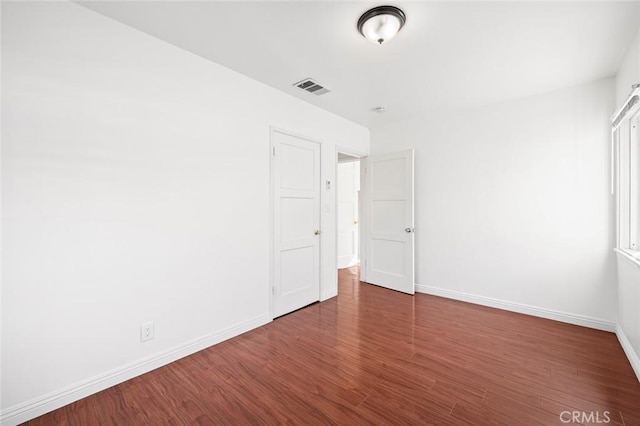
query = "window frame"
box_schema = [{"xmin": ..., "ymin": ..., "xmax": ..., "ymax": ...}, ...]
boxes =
[{"xmin": 614, "ymin": 90, "xmax": 640, "ymax": 262}]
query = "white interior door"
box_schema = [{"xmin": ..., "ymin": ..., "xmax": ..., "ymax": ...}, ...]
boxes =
[
  {"xmin": 272, "ymin": 129, "xmax": 321, "ymax": 318},
  {"xmin": 363, "ymin": 150, "xmax": 415, "ymax": 294},
  {"xmin": 337, "ymin": 161, "xmax": 360, "ymax": 269}
]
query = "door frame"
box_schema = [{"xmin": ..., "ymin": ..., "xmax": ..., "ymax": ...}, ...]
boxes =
[{"xmin": 269, "ymin": 127, "xmax": 323, "ymax": 320}]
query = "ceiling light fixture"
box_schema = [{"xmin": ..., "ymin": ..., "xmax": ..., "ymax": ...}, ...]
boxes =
[{"xmin": 357, "ymin": 6, "xmax": 406, "ymax": 45}]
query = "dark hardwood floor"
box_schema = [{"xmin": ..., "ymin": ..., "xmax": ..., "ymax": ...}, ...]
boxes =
[{"xmin": 26, "ymin": 266, "xmax": 640, "ymax": 425}]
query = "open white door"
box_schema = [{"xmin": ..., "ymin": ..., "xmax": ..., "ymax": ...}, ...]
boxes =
[
  {"xmin": 362, "ymin": 150, "xmax": 414, "ymax": 294},
  {"xmin": 272, "ymin": 129, "xmax": 321, "ymax": 317}
]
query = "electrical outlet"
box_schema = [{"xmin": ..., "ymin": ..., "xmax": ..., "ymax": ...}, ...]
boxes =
[{"xmin": 140, "ymin": 322, "xmax": 154, "ymax": 342}]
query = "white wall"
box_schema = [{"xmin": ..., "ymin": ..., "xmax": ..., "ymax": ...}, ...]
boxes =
[
  {"xmin": 616, "ymin": 27, "xmax": 640, "ymax": 106},
  {"xmin": 614, "ymin": 25, "xmax": 640, "ymax": 381},
  {"xmin": 371, "ymin": 79, "xmax": 616, "ymax": 329},
  {"xmin": 0, "ymin": 2, "xmax": 368, "ymax": 423}
]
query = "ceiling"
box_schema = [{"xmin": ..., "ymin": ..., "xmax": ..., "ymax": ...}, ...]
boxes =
[{"xmin": 78, "ymin": 1, "xmax": 640, "ymax": 129}]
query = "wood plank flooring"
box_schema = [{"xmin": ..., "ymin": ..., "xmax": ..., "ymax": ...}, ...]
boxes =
[{"xmin": 26, "ymin": 266, "xmax": 640, "ymax": 425}]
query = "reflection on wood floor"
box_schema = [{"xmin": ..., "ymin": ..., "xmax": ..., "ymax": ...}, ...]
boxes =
[{"xmin": 27, "ymin": 265, "xmax": 640, "ymax": 425}]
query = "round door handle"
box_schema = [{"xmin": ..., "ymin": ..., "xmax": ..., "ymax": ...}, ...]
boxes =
[
  {"xmin": 405, "ymin": 228, "xmax": 413, "ymax": 233},
  {"xmin": 315, "ymin": 230, "xmax": 322, "ymax": 235}
]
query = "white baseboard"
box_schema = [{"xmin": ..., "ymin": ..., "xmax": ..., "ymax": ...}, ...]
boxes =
[
  {"xmin": 415, "ymin": 283, "xmax": 615, "ymax": 332},
  {"xmin": 0, "ymin": 314, "xmax": 271, "ymax": 426},
  {"xmin": 616, "ymin": 324, "xmax": 640, "ymax": 383}
]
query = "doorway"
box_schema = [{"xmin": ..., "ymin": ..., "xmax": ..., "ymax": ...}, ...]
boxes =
[{"xmin": 337, "ymin": 152, "xmax": 362, "ymax": 283}]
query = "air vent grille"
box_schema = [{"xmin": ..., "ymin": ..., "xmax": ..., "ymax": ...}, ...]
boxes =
[{"xmin": 294, "ymin": 78, "xmax": 330, "ymax": 96}]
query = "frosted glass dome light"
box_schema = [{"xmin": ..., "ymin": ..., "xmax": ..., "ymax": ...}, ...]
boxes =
[{"xmin": 357, "ymin": 6, "xmax": 406, "ymax": 45}]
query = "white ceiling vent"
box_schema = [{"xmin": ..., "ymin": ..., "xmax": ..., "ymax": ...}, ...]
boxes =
[{"xmin": 294, "ymin": 78, "xmax": 330, "ymax": 96}]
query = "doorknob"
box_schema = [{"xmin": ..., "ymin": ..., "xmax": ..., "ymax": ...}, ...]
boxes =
[
  {"xmin": 315, "ymin": 230, "xmax": 322, "ymax": 235},
  {"xmin": 405, "ymin": 228, "xmax": 414, "ymax": 233},
  {"xmin": 353, "ymin": 220, "xmax": 359, "ymax": 225}
]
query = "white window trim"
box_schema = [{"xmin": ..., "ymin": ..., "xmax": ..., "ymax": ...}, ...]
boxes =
[{"xmin": 612, "ymin": 85, "xmax": 640, "ymax": 268}]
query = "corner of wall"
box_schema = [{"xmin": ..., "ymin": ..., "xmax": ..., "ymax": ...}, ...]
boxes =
[
  {"xmin": 616, "ymin": 324, "xmax": 640, "ymax": 383},
  {"xmin": 616, "ymin": 24, "xmax": 640, "ymax": 105}
]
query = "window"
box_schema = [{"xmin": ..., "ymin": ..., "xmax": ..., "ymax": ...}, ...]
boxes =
[{"xmin": 613, "ymin": 89, "xmax": 640, "ymax": 261}]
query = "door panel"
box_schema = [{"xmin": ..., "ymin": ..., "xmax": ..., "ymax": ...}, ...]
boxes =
[
  {"xmin": 372, "ymin": 239, "xmax": 405, "ymax": 276},
  {"xmin": 280, "ymin": 247, "xmax": 314, "ymax": 295},
  {"xmin": 373, "ymin": 200, "xmax": 405, "ymax": 233},
  {"xmin": 281, "ymin": 198, "xmax": 314, "ymax": 244},
  {"xmin": 363, "ymin": 150, "xmax": 414, "ymax": 294},
  {"xmin": 281, "ymin": 144, "xmax": 316, "ymax": 190},
  {"xmin": 372, "ymin": 157, "xmax": 406, "ymax": 193},
  {"xmin": 272, "ymin": 130, "xmax": 321, "ymax": 317}
]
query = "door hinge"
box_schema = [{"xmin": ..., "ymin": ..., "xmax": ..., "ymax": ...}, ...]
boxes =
[
  {"xmin": 272, "ymin": 286, "xmax": 275, "ymax": 295},
  {"xmin": 273, "ymin": 147, "xmax": 275, "ymax": 156}
]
